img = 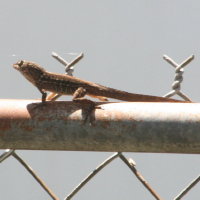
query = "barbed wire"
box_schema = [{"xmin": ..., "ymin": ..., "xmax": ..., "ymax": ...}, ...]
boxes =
[
  {"xmin": 0, "ymin": 53, "xmax": 199, "ymax": 200},
  {"xmin": 163, "ymin": 54, "xmax": 194, "ymax": 101}
]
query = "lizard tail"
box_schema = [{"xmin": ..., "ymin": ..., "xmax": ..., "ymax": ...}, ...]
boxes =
[{"xmin": 90, "ymin": 86, "xmax": 189, "ymax": 103}]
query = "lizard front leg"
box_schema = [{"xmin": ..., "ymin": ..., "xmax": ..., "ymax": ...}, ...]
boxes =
[
  {"xmin": 30, "ymin": 88, "xmax": 48, "ymax": 110},
  {"xmin": 37, "ymin": 88, "xmax": 47, "ymax": 103}
]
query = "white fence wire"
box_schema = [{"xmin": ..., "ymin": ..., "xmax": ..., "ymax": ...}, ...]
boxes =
[{"xmin": 0, "ymin": 53, "xmax": 199, "ymax": 200}]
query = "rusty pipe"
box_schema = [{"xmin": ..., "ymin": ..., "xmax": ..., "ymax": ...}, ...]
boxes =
[{"xmin": 0, "ymin": 99, "xmax": 199, "ymax": 153}]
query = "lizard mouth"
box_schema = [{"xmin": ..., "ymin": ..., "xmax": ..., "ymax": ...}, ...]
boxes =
[
  {"xmin": 13, "ymin": 60, "xmax": 24, "ymax": 70},
  {"xmin": 13, "ymin": 64, "xmax": 19, "ymax": 70}
]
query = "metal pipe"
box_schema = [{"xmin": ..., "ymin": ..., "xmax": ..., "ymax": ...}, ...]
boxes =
[{"xmin": 0, "ymin": 99, "xmax": 199, "ymax": 153}]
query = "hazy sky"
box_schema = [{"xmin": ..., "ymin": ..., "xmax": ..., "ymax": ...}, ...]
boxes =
[{"xmin": 0, "ymin": 1, "xmax": 200, "ymax": 199}]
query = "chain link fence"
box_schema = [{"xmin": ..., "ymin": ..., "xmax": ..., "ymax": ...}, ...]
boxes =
[{"xmin": 0, "ymin": 53, "xmax": 199, "ymax": 200}]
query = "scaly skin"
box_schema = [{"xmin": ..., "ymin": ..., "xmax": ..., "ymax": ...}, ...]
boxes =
[{"xmin": 13, "ymin": 60, "xmax": 189, "ymax": 103}]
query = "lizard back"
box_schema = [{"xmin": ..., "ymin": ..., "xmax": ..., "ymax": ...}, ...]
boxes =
[{"xmin": 41, "ymin": 72, "xmax": 184, "ymax": 102}]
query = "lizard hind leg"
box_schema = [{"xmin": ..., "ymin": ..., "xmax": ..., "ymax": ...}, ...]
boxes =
[
  {"xmin": 46, "ymin": 92, "xmax": 61, "ymax": 101},
  {"xmin": 87, "ymin": 94, "xmax": 108, "ymax": 101},
  {"xmin": 72, "ymin": 87, "xmax": 87, "ymax": 100},
  {"xmin": 73, "ymin": 87, "xmax": 108, "ymax": 101}
]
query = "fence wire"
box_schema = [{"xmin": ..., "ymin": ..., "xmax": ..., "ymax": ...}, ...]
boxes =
[{"xmin": 0, "ymin": 53, "xmax": 199, "ymax": 200}]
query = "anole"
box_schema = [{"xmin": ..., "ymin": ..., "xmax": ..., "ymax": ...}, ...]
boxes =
[{"xmin": 13, "ymin": 60, "xmax": 188, "ymax": 103}]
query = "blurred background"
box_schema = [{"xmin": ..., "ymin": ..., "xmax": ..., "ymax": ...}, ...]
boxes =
[{"xmin": 0, "ymin": 0, "xmax": 200, "ymax": 199}]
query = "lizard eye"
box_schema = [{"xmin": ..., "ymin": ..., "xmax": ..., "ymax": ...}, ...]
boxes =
[{"xmin": 17, "ymin": 60, "xmax": 24, "ymax": 67}]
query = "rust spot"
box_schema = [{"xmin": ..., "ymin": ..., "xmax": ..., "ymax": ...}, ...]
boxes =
[
  {"xmin": 0, "ymin": 121, "xmax": 11, "ymax": 131},
  {"xmin": 131, "ymin": 122, "xmax": 137, "ymax": 129},
  {"xmin": 62, "ymin": 116, "xmax": 68, "ymax": 120},
  {"xmin": 22, "ymin": 125, "xmax": 33, "ymax": 131},
  {"xmin": 0, "ymin": 131, "xmax": 5, "ymax": 137},
  {"xmin": 101, "ymin": 120, "xmax": 111, "ymax": 128},
  {"xmin": 37, "ymin": 116, "xmax": 47, "ymax": 121}
]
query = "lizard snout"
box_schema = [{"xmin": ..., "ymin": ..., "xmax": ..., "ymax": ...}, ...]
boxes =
[{"xmin": 13, "ymin": 63, "xmax": 20, "ymax": 70}]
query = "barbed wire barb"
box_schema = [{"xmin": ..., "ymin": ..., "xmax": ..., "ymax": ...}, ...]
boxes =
[
  {"xmin": 163, "ymin": 54, "xmax": 194, "ymax": 101},
  {"xmin": 51, "ymin": 51, "xmax": 83, "ymax": 75}
]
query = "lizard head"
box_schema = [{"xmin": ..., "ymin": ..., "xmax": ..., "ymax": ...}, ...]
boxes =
[{"xmin": 13, "ymin": 60, "xmax": 45, "ymax": 86}]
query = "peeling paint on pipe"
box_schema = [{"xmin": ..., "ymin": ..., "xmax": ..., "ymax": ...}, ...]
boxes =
[{"xmin": 0, "ymin": 99, "xmax": 199, "ymax": 153}]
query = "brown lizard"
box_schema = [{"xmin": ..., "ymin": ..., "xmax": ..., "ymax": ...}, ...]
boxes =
[{"xmin": 13, "ymin": 60, "xmax": 189, "ymax": 103}]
